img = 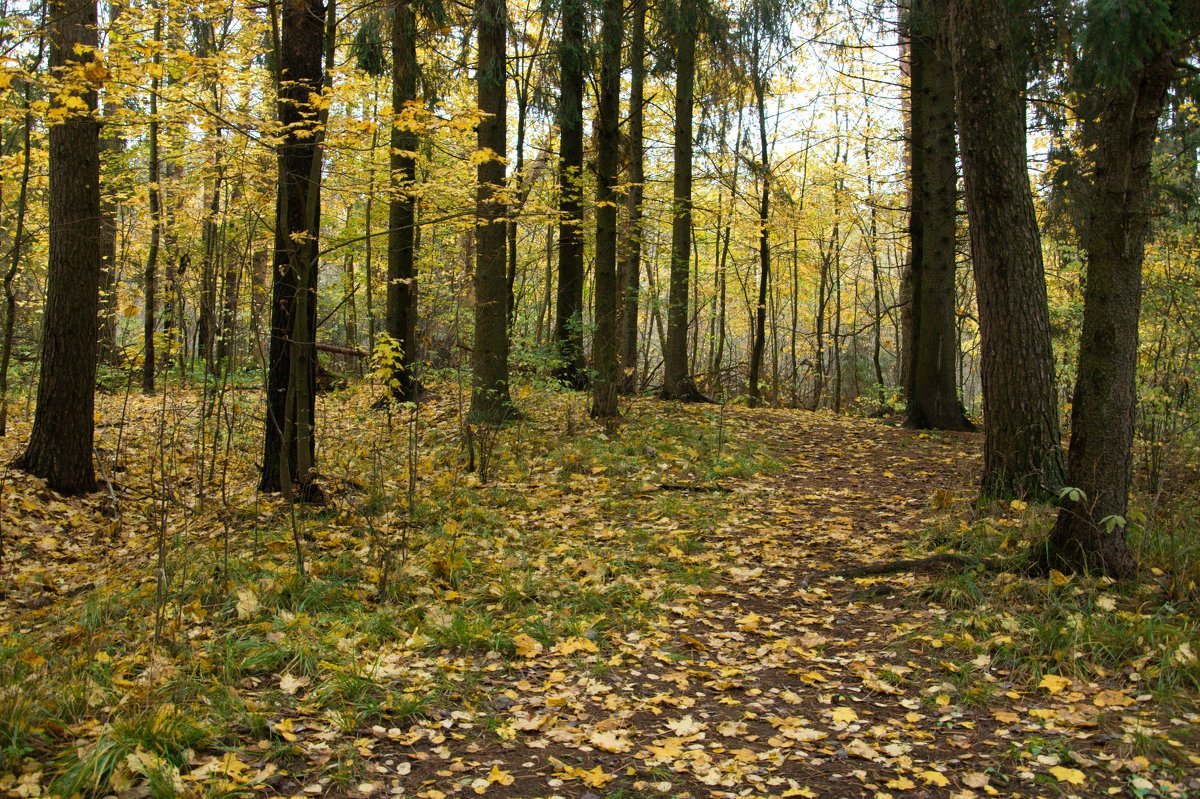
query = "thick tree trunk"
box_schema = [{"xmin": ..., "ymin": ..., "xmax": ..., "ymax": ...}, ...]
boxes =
[
  {"xmin": 952, "ymin": 0, "xmax": 1064, "ymax": 497},
  {"xmin": 386, "ymin": 0, "xmax": 419, "ymax": 401},
  {"xmin": 905, "ymin": 0, "xmax": 971, "ymax": 431},
  {"xmin": 553, "ymin": 0, "xmax": 587, "ymax": 389},
  {"xmin": 590, "ymin": 0, "xmax": 622, "ymax": 418},
  {"xmin": 261, "ymin": 0, "xmax": 325, "ymax": 494},
  {"xmin": 617, "ymin": 0, "xmax": 646, "ymax": 395},
  {"xmin": 16, "ymin": 0, "xmax": 101, "ymax": 494},
  {"xmin": 469, "ymin": 0, "xmax": 516, "ymax": 422},
  {"xmin": 1043, "ymin": 52, "xmax": 1177, "ymax": 577},
  {"xmin": 661, "ymin": 0, "xmax": 706, "ymax": 401}
]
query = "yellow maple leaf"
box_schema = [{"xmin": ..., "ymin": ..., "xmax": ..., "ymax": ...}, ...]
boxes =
[
  {"xmin": 1038, "ymin": 673, "xmax": 1071, "ymax": 694},
  {"xmin": 1049, "ymin": 766, "xmax": 1086, "ymax": 785},
  {"xmin": 919, "ymin": 770, "xmax": 949, "ymax": 787},
  {"xmin": 487, "ymin": 766, "xmax": 513, "ymax": 786},
  {"xmin": 557, "ymin": 636, "xmax": 598, "ymax": 656},
  {"xmin": 1092, "ymin": 689, "xmax": 1134, "ymax": 707},
  {"xmin": 885, "ymin": 776, "xmax": 916, "ymax": 790},
  {"xmin": 589, "ymin": 730, "xmax": 633, "ymax": 753},
  {"xmin": 830, "ymin": 706, "xmax": 858, "ymax": 724},
  {"xmin": 512, "ymin": 633, "xmax": 542, "ymax": 658}
]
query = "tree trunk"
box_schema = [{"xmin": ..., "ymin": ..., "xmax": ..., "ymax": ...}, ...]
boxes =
[
  {"xmin": 142, "ymin": 8, "xmax": 163, "ymax": 395},
  {"xmin": 952, "ymin": 0, "xmax": 1064, "ymax": 496},
  {"xmin": 661, "ymin": 0, "xmax": 705, "ymax": 401},
  {"xmin": 590, "ymin": 0, "xmax": 622, "ymax": 418},
  {"xmin": 469, "ymin": 0, "xmax": 516, "ymax": 422},
  {"xmin": 1043, "ymin": 50, "xmax": 1178, "ymax": 577},
  {"xmin": 97, "ymin": 0, "xmax": 123, "ymax": 366},
  {"xmin": 386, "ymin": 0, "xmax": 419, "ymax": 401},
  {"xmin": 260, "ymin": 0, "xmax": 325, "ymax": 495},
  {"xmin": 905, "ymin": 0, "xmax": 972, "ymax": 430},
  {"xmin": 617, "ymin": 0, "xmax": 646, "ymax": 395},
  {"xmin": 747, "ymin": 63, "xmax": 771, "ymax": 408},
  {"xmin": 16, "ymin": 0, "xmax": 101, "ymax": 495},
  {"xmin": 553, "ymin": 0, "xmax": 587, "ymax": 388}
]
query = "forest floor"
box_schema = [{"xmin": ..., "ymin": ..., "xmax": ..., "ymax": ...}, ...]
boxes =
[{"xmin": 0, "ymin": 380, "xmax": 1198, "ymax": 799}]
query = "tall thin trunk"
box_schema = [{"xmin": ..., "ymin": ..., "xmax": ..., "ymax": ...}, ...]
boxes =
[
  {"xmin": 97, "ymin": 0, "xmax": 123, "ymax": 365},
  {"xmin": 905, "ymin": 0, "xmax": 971, "ymax": 430},
  {"xmin": 469, "ymin": 0, "xmax": 516, "ymax": 421},
  {"xmin": 386, "ymin": 0, "xmax": 419, "ymax": 400},
  {"xmin": 142, "ymin": 8, "xmax": 163, "ymax": 395},
  {"xmin": 1, "ymin": 22, "xmax": 44, "ymax": 436},
  {"xmin": 553, "ymin": 0, "xmax": 587, "ymax": 388},
  {"xmin": 661, "ymin": 0, "xmax": 705, "ymax": 401},
  {"xmin": 617, "ymin": 0, "xmax": 646, "ymax": 394},
  {"xmin": 590, "ymin": 0, "xmax": 622, "ymax": 417},
  {"xmin": 260, "ymin": 0, "xmax": 326, "ymax": 495},
  {"xmin": 747, "ymin": 59, "xmax": 771, "ymax": 407}
]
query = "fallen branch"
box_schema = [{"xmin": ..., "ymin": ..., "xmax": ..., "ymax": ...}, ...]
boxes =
[
  {"xmin": 658, "ymin": 482, "xmax": 732, "ymax": 493},
  {"xmin": 315, "ymin": 342, "xmax": 368, "ymax": 358}
]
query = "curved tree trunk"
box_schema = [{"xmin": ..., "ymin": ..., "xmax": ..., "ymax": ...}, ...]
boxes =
[{"xmin": 952, "ymin": 0, "xmax": 1064, "ymax": 497}]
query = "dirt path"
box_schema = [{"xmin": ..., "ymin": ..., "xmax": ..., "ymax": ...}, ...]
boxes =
[{"xmin": 243, "ymin": 407, "xmax": 1194, "ymax": 799}]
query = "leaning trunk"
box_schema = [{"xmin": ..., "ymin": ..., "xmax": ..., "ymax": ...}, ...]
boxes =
[{"xmin": 952, "ymin": 0, "xmax": 1064, "ymax": 496}]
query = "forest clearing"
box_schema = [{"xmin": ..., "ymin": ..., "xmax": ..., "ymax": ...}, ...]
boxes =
[{"xmin": 1, "ymin": 384, "xmax": 1197, "ymax": 799}]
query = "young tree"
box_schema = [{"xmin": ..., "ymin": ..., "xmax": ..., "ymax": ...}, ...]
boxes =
[
  {"xmin": 590, "ymin": 0, "xmax": 622, "ymax": 417},
  {"xmin": 260, "ymin": 0, "xmax": 326, "ymax": 495},
  {"xmin": 741, "ymin": 0, "xmax": 786, "ymax": 407},
  {"xmin": 16, "ymin": 0, "xmax": 102, "ymax": 495},
  {"xmin": 1043, "ymin": 2, "xmax": 1197, "ymax": 577},
  {"xmin": 142, "ymin": 6, "xmax": 163, "ymax": 395},
  {"xmin": 553, "ymin": 0, "xmax": 588, "ymax": 388},
  {"xmin": 951, "ymin": 0, "xmax": 1064, "ymax": 497},
  {"xmin": 617, "ymin": 0, "xmax": 646, "ymax": 395},
  {"xmin": 469, "ymin": 0, "xmax": 517, "ymax": 422},
  {"xmin": 903, "ymin": 0, "xmax": 971, "ymax": 430}
]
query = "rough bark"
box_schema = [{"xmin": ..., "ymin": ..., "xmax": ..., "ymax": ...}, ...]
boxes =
[
  {"xmin": 260, "ymin": 0, "xmax": 324, "ymax": 494},
  {"xmin": 386, "ymin": 0, "xmax": 419, "ymax": 401},
  {"xmin": 468, "ymin": 0, "xmax": 516, "ymax": 422},
  {"xmin": 660, "ymin": 0, "xmax": 706, "ymax": 402},
  {"xmin": 952, "ymin": 0, "xmax": 1064, "ymax": 497},
  {"xmin": 16, "ymin": 0, "xmax": 101, "ymax": 494},
  {"xmin": 1043, "ymin": 50, "xmax": 1179, "ymax": 577},
  {"xmin": 590, "ymin": 0, "xmax": 622, "ymax": 418},
  {"xmin": 553, "ymin": 0, "xmax": 587, "ymax": 389},
  {"xmin": 905, "ymin": 0, "xmax": 972, "ymax": 431}
]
